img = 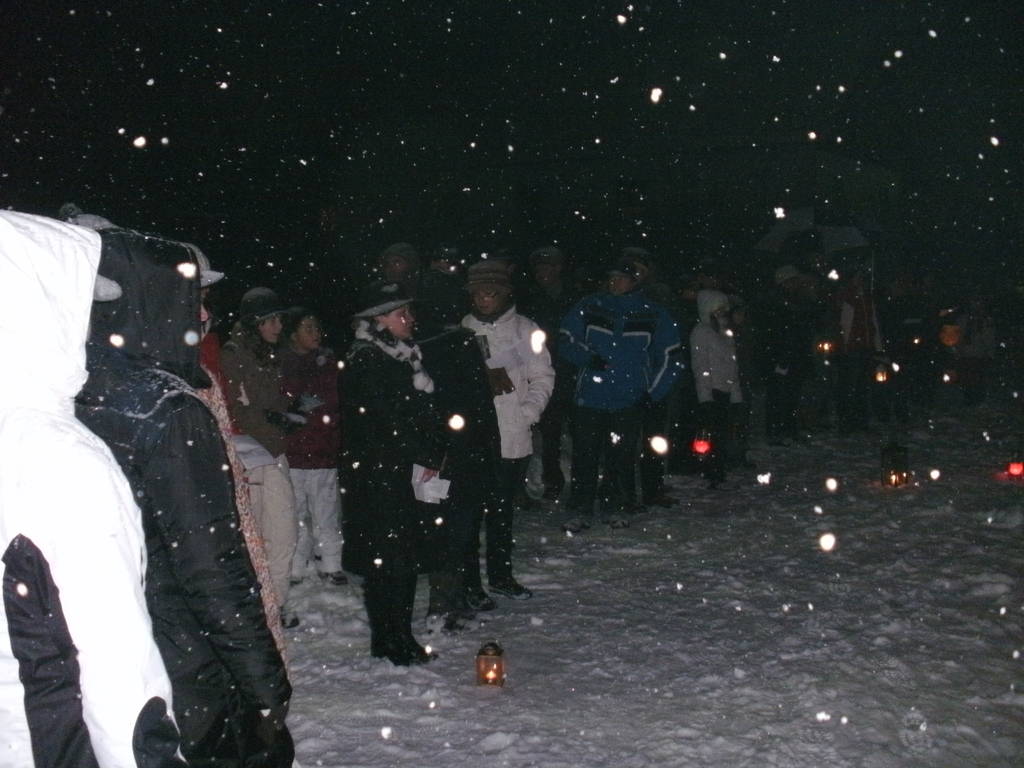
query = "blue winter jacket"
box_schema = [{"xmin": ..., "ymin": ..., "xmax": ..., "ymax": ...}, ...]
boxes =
[{"xmin": 559, "ymin": 290, "xmax": 684, "ymax": 411}]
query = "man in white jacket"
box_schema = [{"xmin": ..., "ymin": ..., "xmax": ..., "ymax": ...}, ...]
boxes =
[
  {"xmin": 0, "ymin": 211, "xmax": 183, "ymax": 767},
  {"xmin": 462, "ymin": 260, "xmax": 554, "ymax": 600}
]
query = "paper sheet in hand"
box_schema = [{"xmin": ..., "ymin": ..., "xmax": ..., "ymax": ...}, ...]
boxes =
[{"xmin": 411, "ymin": 464, "xmax": 451, "ymax": 504}]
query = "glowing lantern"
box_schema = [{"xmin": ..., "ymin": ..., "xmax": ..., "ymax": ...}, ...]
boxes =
[
  {"xmin": 475, "ymin": 641, "xmax": 505, "ymax": 686},
  {"xmin": 816, "ymin": 340, "xmax": 833, "ymax": 354},
  {"xmin": 874, "ymin": 365, "xmax": 888, "ymax": 383},
  {"xmin": 881, "ymin": 442, "xmax": 910, "ymax": 487},
  {"xmin": 691, "ymin": 429, "xmax": 712, "ymax": 457},
  {"xmin": 1008, "ymin": 462, "xmax": 1023, "ymax": 478}
]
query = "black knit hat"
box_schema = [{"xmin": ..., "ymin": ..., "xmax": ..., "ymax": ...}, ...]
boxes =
[
  {"xmin": 606, "ymin": 258, "xmax": 642, "ymax": 281},
  {"xmin": 239, "ymin": 287, "xmax": 285, "ymax": 324},
  {"xmin": 465, "ymin": 259, "xmax": 512, "ymax": 294},
  {"xmin": 353, "ymin": 281, "xmax": 412, "ymax": 318}
]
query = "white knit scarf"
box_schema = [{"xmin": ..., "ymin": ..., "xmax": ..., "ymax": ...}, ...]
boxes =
[{"xmin": 354, "ymin": 320, "xmax": 435, "ymax": 393}]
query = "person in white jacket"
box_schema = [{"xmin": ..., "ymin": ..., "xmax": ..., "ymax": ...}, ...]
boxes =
[
  {"xmin": 462, "ymin": 260, "xmax": 554, "ymax": 599},
  {"xmin": 0, "ymin": 211, "xmax": 183, "ymax": 767},
  {"xmin": 689, "ymin": 289, "xmax": 743, "ymax": 488}
]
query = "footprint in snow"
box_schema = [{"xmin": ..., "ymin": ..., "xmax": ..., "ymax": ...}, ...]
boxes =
[{"xmin": 898, "ymin": 709, "xmax": 934, "ymax": 755}]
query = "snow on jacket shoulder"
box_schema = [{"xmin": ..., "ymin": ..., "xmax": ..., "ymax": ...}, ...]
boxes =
[
  {"xmin": 559, "ymin": 291, "xmax": 684, "ymax": 411},
  {"xmin": 690, "ymin": 289, "xmax": 742, "ymax": 403},
  {"xmin": 462, "ymin": 307, "xmax": 554, "ymax": 459},
  {"xmin": 0, "ymin": 211, "xmax": 182, "ymax": 767}
]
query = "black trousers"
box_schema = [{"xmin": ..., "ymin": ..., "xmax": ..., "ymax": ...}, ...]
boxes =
[
  {"xmin": 363, "ymin": 551, "xmax": 418, "ymax": 655},
  {"xmin": 639, "ymin": 398, "xmax": 669, "ymax": 503},
  {"xmin": 484, "ymin": 456, "xmax": 530, "ymax": 585},
  {"xmin": 568, "ymin": 405, "xmax": 642, "ymax": 517},
  {"xmin": 538, "ymin": 373, "xmax": 574, "ymax": 494}
]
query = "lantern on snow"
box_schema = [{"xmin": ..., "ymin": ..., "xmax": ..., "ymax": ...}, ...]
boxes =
[
  {"xmin": 691, "ymin": 429, "xmax": 712, "ymax": 458},
  {"xmin": 881, "ymin": 442, "xmax": 910, "ymax": 487},
  {"xmin": 1008, "ymin": 441, "xmax": 1023, "ymax": 478},
  {"xmin": 816, "ymin": 340, "xmax": 833, "ymax": 355},
  {"xmin": 475, "ymin": 641, "xmax": 505, "ymax": 686},
  {"xmin": 874, "ymin": 364, "xmax": 889, "ymax": 383}
]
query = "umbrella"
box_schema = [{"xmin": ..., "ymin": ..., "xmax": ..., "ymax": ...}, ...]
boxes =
[{"xmin": 754, "ymin": 207, "xmax": 869, "ymax": 254}]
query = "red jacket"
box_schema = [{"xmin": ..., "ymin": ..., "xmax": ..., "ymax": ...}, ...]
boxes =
[{"xmin": 280, "ymin": 346, "xmax": 341, "ymax": 469}]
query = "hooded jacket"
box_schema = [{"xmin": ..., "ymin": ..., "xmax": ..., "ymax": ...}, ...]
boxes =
[
  {"xmin": 689, "ymin": 290, "xmax": 742, "ymax": 403},
  {"xmin": 75, "ymin": 227, "xmax": 293, "ymax": 767},
  {"xmin": 0, "ymin": 212, "xmax": 182, "ymax": 767},
  {"xmin": 462, "ymin": 306, "xmax": 555, "ymax": 459},
  {"xmin": 559, "ymin": 290, "xmax": 683, "ymax": 411}
]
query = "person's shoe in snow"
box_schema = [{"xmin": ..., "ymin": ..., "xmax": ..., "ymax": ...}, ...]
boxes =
[
  {"xmin": 464, "ymin": 589, "xmax": 497, "ymax": 612},
  {"xmin": 561, "ymin": 516, "xmax": 592, "ymax": 533},
  {"xmin": 281, "ymin": 612, "xmax": 300, "ymax": 629},
  {"xmin": 489, "ymin": 579, "xmax": 533, "ymax": 600},
  {"xmin": 604, "ymin": 516, "xmax": 631, "ymax": 529},
  {"xmin": 319, "ymin": 570, "xmax": 348, "ymax": 586}
]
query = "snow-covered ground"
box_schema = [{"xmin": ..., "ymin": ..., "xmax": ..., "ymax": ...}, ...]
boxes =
[{"xmin": 286, "ymin": 396, "xmax": 1023, "ymax": 768}]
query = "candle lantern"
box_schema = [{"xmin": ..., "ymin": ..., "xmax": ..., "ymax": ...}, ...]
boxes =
[
  {"xmin": 881, "ymin": 442, "xmax": 910, "ymax": 486},
  {"xmin": 475, "ymin": 641, "xmax": 505, "ymax": 686},
  {"xmin": 1008, "ymin": 461, "xmax": 1024, "ymax": 478},
  {"xmin": 816, "ymin": 340, "xmax": 833, "ymax": 355},
  {"xmin": 691, "ymin": 429, "xmax": 712, "ymax": 458},
  {"xmin": 874, "ymin": 364, "xmax": 889, "ymax": 383}
]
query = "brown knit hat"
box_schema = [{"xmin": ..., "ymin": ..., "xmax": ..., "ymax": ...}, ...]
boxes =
[{"xmin": 465, "ymin": 259, "xmax": 512, "ymax": 295}]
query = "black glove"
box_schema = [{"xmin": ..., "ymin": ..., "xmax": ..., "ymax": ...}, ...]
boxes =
[
  {"xmin": 587, "ymin": 354, "xmax": 609, "ymax": 371},
  {"xmin": 266, "ymin": 409, "xmax": 306, "ymax": 434}
]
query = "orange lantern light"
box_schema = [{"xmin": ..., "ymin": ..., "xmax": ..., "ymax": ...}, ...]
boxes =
[
  {"xmin": 475, "ymin": 641, "xmax": 505, "ymax": 686},
  {"xmin": 874, "ymin": 365, "xmax": 889, "ymax": 383},
  {"xmin": 1008, "ymin": 462, "xmax": 1024, "ymax": 478},
  {"xmin": 881, "ymin": 442, "xmax": 910, "ymax": 487},
  {"xmin": 691, "ymin": 429, "xmax": 712, "ymax": 457}
]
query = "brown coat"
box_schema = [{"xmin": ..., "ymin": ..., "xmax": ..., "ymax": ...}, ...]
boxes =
[{"xmin": 221, "ymin": 329, "xmax": 291, "ymax": 457}]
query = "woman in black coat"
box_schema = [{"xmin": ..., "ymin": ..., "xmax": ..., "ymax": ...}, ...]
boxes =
[
  {"xmin": 76, "ymin": 224, "xmax": 293, "ymax": 767},
  {"xmin": 342, "ymin": 282, "xmax": 447, "ymax": 665}
]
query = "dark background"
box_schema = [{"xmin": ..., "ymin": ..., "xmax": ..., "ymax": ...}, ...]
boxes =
[{"xmin": 2, "ymin": 1, "xmax": 1021, "ymax": 322}]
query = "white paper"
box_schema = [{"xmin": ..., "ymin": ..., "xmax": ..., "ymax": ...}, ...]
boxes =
[
  {"xmin": 411, "ymin": 464, "xmax": 451, "ymax": 504},
  {"xmin": 231, "ymin": 434, "xmax": 277, "ymax": 471}
]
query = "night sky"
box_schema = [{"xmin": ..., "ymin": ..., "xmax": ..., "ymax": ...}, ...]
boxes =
[{"xmin": 2, "ymin": 1, "xmax": 1020, "ymax": 307}]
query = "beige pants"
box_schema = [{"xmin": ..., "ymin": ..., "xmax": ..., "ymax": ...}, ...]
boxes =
[{"xmin": 247, "ymin": 455, "xmax": 298, "ymax": 614}]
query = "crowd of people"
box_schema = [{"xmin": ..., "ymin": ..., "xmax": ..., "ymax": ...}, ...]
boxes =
[{"xmin": 1, "ymin": 206, "xmax": 1006, "ymax": 766}]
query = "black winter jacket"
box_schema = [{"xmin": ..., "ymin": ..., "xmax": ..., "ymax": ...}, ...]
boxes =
[
  {"xmin": 341, "ymin": 334, "xmax": 447, "ymax": 577},
  {"xmin": 76, "ymin": 227, "xmax": 292, "ymax": 768}
]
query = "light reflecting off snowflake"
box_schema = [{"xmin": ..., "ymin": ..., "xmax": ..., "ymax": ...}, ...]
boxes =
[
  {"xmin": 424, "ymin": 644, "xmax": 433, "ymax": 654},
  {"xmin": 827, "ymin": 269, "xmax": 839, "ymax": 281},
  {"xmin": 183, "ymin": 330, "xmax": 200, "ymax": 346},
  {"xmin": 650, "ymin": 87, "xmax": 663, "ymax": 104},
  {"xmin": 616, "ymin": 13, "xmax": 627, "ymax": 24},
  {"xmin": 808, "ymin": 602, "xmax": 814, "ymax": 611},
  {"xmin": 337, "ymin": 360, "xmax": 345, "ymax": 370},
  {"xmin": 133, "ymin": 135, "xmax": 147, "ymax": 148},
  {"xmin": 109, "ymin": 333, "xmax": 125, "ymax": 348},
  {"xmin": 373, "ymin": 558, "xmax": 383, "ymax": 567},
  {"xmin": 221, "ymin": 464, "xmax": 229, "ymax": 471},
  {"xmin": 351, "ymin": 461, "xmax": 360, "ymax": 469},
  {"xmin": 1013, "ymin": 650, "xmax": 1019, "ymax": 659},
  {"xmin": 990, "ymin": 136, "xmax": 1000, "ymax": 147},
  {"xmin": 429, "ymin": 701, "xmax": 437, "ymax": 709},
  {"xmin": 894, "ymin": 49, "xmax": 904, "ymax": 58},
  {"xmin": 434, "ymin": 517, "xmax": 444, "ymax": 526},
  {"xmin": 675, "ymin": 582, "xmax": 683, "ymax": 591},
  {"xmin": 448, "ymin": 414, "xmax": 465, "ymax": 431},
  {"xmin": 825, "ymin": 477, "xmax": 838, "ymax": 491},
  {"xmin": 725, "ymin": 329, "xmax": 734, "ymax": 337},
  {"xmin": 929, "ymin": 469, "xmax": 941, "ymax": 480},
  {"xmin": 816, "ymin": 711, "xmax": 831, "ymax": 722},
  {"xmin": 649, "ymin": 435, "xmax": 669, "ymax": 455},
  {"xmin": 530, "ymin": 329, "xmax": 547, "ymax": 354},
  {"xmin": 999, "ymin": 606, "xmax": 1006, "ymax": 615},
  {"xmin": 16, "ymin": 582, "xmax": 28, "ymax": 597},
  {"xmin": 592, "ymin": 375, "xmax": 603, "ymax": 383},
  {"xmin": 380, "ymin": 727, "xmax": 392, "ymax": 739},
  {"xmin": 807, "ymin": 131, "xmax": 818, "ymax": 140},
  {"xmin": 814, "ymin": 505, "xmax": 823, "ymax": 514},
  {"xmin": 891, "ymin": 362, "xmax": 900, "ymax": 372},
  {"xmin": 757, "ymin": 473, "xmax": 771, "ymax": 485},
  {"xmin": 819, "ymin": 532, "xmax": 837, "ymax": 552},
  {"xmin": 773, "ymin": 206, "xmax": 786, "ymax": 219},
  {"xmin": 322, "ymin": 414, "xmax": 331, "ymax": 425},
  {"xmin": 928, "ymin": 29, "xmax": 937, "ymax": 37},
  {"xmin": 610, "ymin": 432, "xmax": 622, "ymax": 445},
  {"xmin": 161, "ymin": 137, "xmax": 169, "ymax": 145},
  {"xmin": 176, "ymin": 262, "xmax": 198, "ymax": 279},
  {"xmin": 841, "ymin": 716, "xmax": 849, "ymax": 724}
]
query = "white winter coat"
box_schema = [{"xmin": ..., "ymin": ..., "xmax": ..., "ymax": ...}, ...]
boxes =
[
  {"xmin": 462, "ymin": 307, "xmax": 555, "ymax": 459},
  {"xmin": 0, "ymin": 212, "xmax": 180, "ymax": 767},
  {"xmin": 690, "ymin": 289, "xmax": 743, "ymax": 404}
]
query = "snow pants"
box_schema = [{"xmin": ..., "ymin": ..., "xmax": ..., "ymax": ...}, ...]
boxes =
[
  {"xmin": 248, "ymin": 456, "xmax": 298, "ymax": 613},
  {"xmin": 289, "ymin": 467, "xmax": 343, "ymax": 578}
]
